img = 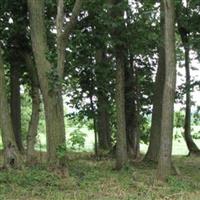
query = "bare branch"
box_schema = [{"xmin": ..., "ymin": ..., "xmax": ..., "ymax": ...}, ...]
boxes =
[
  {"xmin": 63, "ymin": 0, "xmax": 83, "ymax": 40},
  {"xmin": 56, "ymin": 0, "xmax": 83, "ymax": 78},
  {"xmin": 56, "ymin": 0, "xmax": 64, "ymax": 38}
]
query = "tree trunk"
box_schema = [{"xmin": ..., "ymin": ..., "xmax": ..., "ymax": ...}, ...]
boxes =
[
  {"xmin": 115, "ymin": 53, "xmax": 128, "ymax": 169},
  {"xmin": 184, "ymin": 45, "xmax": 200, "ymax": 155},
  {"xmin": 125, "ymin": 56, "xmax": 140, "ymax": 159},
  {"xmin": 157, "ymin": 0, "xmax": 176, "ymax": 181},
  {"xmin": 95, "ymin": 50, "xmax": 111, "ymax": 150},
  {"xmin": 24, "ymin": 53, "xmax": 41, "ymax": 165},
  {"xmin": 177, "ymin": 25, "xmax": 200, "ymax": 155},
  {"xmin": 0, "ymin": 48, "xmax": 22, "ymax": 168},
  {"xmin": 144, "ymin": 63, "xmax": 163, "ymax": 162},
  {"xmin": 27, "ymin": 86, "xmax": 40, "ymax": 164},
  {"xmin": 89, "ymin": 94, "xmax": 98, "ymax": 157},
  {"xmin": 28, "ymin": 0, "xmax": 82, "ymax": 168},
  {"xmin": 144, "ymin": 3, "xmax": 165, "ymax": 163},
  {"xmin": 109, "ymin": 0, "xmax": 128, "ymax": 169},
  {"xmin": 28, "ymin": 0, "xmax": 66, "ymax": 167},
  {"xmin": 97, "ymin": 93, "xmax": 111, "ymax": 150},
  {"xmin": 10, "ymin": 63, "xmax": 24, "ymax": 152}
]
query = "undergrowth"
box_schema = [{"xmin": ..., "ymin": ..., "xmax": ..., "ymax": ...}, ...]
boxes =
[{"xmin": 0, "ymin": 154, "xmax": 200, "ymax": 200}]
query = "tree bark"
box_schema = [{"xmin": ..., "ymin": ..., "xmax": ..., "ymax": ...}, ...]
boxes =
[
  {"xmin": 27, "ymin": 86, "xmax": 40, "ymax": 164},
  {"xmin": 24, "ymin": 53, "xmax": 41, "ymax": 165},
  {"xmin": 28, "ymin": 0, "xmax": 82, "ymax": 167},
  {"xmin": 178, "ymin": 25, "xmax": 200, "ymax": 155},
  {"xmin": 10, "ymin": 63, "xmax": 24, "ymax": 152},
  {"xmin": 144, "ymin": 2, "xmax": 166, "ymax": 163},
  {"xmin": 115, "ymin": 53, "xmax": 128, "ymax": 169},
  {"xmin": 95, "ymin": 49, "xmax": 111, "ymax": 150},
  {"xmin": 28, "ymin": 0, "xmax": 66, "ymax": 167},
  {"xmin": 109, "ymin": 0, "xmax": 128, "ymax": 169},
  {"xmin": 157, "ymin": 0, "xmax": 176, "ymax": 181},
  {"xmin": 89, "ymin": 94, "xmax": 98, "ymax": 157},
  {"xmin": 0, "ymin": 48, "xmax": 22, "ymax": 168},
  {"xmin": 56, "ymin": 0, "xmax": 83, "ymax": 78},
  {"xmin": 125, "ymin": 56, "xmax": 140, "ymax": 159},
  {"xmin": 184, "ymin": 44, "xmax": 200, "ymax": 155},
  {"xmin": 97, "ymin": 93, "xmax": 111, "ymax": 150},
  {"xmin": 144, "ymin": 50, "xmax": 165, "ymax": 163}
]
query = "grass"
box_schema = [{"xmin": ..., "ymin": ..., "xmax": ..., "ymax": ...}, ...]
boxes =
[
  {"xmin": 1, "ymin": 126, "xmax": 200, "ymax": 199},
  {"xmin": 1, "ymin": 153, "xmax": 200, "ymax": 200}
]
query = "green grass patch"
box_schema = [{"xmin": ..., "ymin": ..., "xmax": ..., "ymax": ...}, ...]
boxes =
[{"xmin": 0, "ymin": 154, "xmax": 200, "ymax": 199}]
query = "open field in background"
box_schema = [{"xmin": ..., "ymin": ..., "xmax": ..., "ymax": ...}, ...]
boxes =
[
  {"xmin": 1, "ymin": 126, "xmax": 200, "ymax": 155},
  {"xmin": 36, "ymin": 126, "xmax": 200, "ymax": 155}
]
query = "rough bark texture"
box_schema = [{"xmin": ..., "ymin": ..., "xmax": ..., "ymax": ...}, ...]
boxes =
[
  {"xmin": 28, "ymin": 0, "xmax": 82, "ymax": 167},
  {"xmin": 10, "ymin": 63, "xmax": 24, "ymax": 152},
  {"xmin": 0, "ymin": 48, "xmax": 22, "ymax": 168},
  {"xmin": 97, "ymin": 93, "xmax": 111, "ymax": 150},
  {"xmin": 96, "ymin": 50, "xmax": 111, "ymax": 150},
  {"xmin": 24, "ymin": 53, "xmax": 40, "ymax": 165},
  {"xmin": 27, "ymin": 86, "xmax": 40, "ymax": 164},
  {"xmin": 125, "ymin": 57, "xmax": 140, "ymax": 159},
  {"xmin": 110, "ymin": 0, "xmax": 128, "ymax": 169},
  {"xmin": 157, "ymin": 0, "xmax": 176, "ymax": 181},
  {"xmin": 144, "ymin": 44, "xmax": 165, "ymax": 162},
  {"xmin": 144, "ymin": 2, "xmax": 166, "ymax": 163},
  {"xmin": 115, "ymin": 54, "xmax": 128, "ymax": 169},
  {"xmin": 28, "ymin": 0, "xmax": 66, "ymax": 167}
]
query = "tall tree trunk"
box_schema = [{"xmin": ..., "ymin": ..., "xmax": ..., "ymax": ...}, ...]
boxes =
[
  {"xmin": 157, "ymin": 0, "xmax": 176, "ymax": 181},
  {"xmin": 115, "ymin": 53, "xmax": 128, "ymax": 169},
  {"xmin": 178, "ymin": 26, "xmax": 200, "ymax": 155},
  {"xmin": 144, "ymin": 53, "xmax": 164, "ymax": 162},
  {"xmin": 89, "ymin": 94, "xmax": 98, "ymax": 157},
  {"xmin": 97, "ymin": 93, "xmax": 111, "ymax": 150},
  {"xmin": 144, "ymin": 3, "xmax": 165, "ymax": 163},
  {"xmin": 10, "ymin": 63, "xmax": 24, "ymax": 152},
  {"xmin": 0, "ymin": 48, "xmax": 22, "ymax": 168},
  {"xmin": 28, "ymin": 0, "xmax": 66, "ymax": 167},
  {"xmin": 183, "ymin": 44, "xmax": 200, "ymax": 155},
  {"xmin": 125, "ymin": 56, "xmax": 140, "ymax": 159},
  {"xmin": 24, "ymin": 53, "xmax": 41, "ymax": 165},
  {"xmin": 28, "ymin": 0, "xmax": 82, "ymax": 167},
  {"xmin": 110, "ymin": 0, "xmax": 128, "ymax": 169},
  {"xmin": 96, "ymin": 50, "xmax": 111, "ymax": 150},
  {"xmin": 27, "ymin": 86, "xmax": 40, "ymax": 164}
]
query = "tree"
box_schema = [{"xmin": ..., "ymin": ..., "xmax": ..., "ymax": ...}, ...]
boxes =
[
  {"xmin": 24, "ymin": 52, "xmax": 41, "ymax": 165},
  {"xmin": 0, "ymin": 47, "xmax": 22, "ymax": 168},
  {"xmin": 144, "ymin": 5, "xmax": 165, "ymax": 162},
  {"xmin": 96, "ymin": 50, "xmax": 112, "ymax": 150},
  {"xmin": 157, "ymin": 0, "xmax": 176, "ymax": 180},
  {"xmin": 10, "ymin": 58, "xmax": 23, "ymax": 153},
  {"xmin": 125, "ymin": 55, "xmax": 140, "ymax": 159},
  {"xmin": 63, "ymin": 1, "xmax": 114, "ymax": 154},
  {"xmin": 177, "ymin": 1, "xmax": 200, "ymax": 155},
  {"xmin": 124, "ymin": 1, "xmax": 158, "ymax": 160},
  {"xmin": 0, "ymin": 0, "xmax": 28, "ymax": 153},
  {"xmin": 28, "ymin": 0, "xmax": 82, "ymax": 167},
  {"xmin": 110, "ymin": 0, "xmax": 128, "ymax": 169}
]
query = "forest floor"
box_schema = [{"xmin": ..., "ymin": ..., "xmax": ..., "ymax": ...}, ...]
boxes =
[{"xmin": 0, "ymin": 152, "xmax": 200, "ymax": 200}]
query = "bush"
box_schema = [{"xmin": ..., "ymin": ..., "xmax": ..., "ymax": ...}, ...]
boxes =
[
  {"xmin": 174, "ymin": 111, "xmax": 185, "ymax": 128},
  {"xmin": 69, "ymin": 129, "xmax": 86, "ymax": 150}
]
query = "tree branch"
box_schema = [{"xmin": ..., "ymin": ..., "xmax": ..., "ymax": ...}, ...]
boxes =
[{"xmin": 56, "ymin": 0, "xmax": 83, "ymax": 79}]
